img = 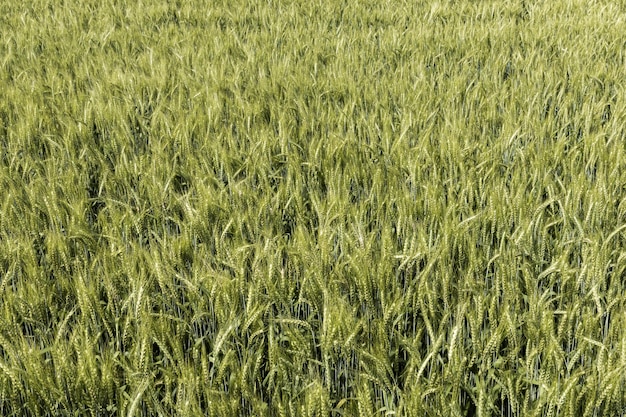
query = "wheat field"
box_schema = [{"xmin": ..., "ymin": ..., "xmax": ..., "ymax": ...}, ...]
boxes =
[{"xmin": 1, "ymin": 0, "xmax": 626, "ymax": 416}]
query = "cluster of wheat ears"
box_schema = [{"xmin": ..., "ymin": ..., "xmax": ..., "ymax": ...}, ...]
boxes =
[{"xmin": 1, "ymin": 0, "xmax": 626, "ymax": 416}]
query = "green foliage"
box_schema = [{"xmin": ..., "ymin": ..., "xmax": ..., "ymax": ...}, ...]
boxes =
[{"xmin": 1, "ymin": 0, "xmax": 626, "ymax": 415}]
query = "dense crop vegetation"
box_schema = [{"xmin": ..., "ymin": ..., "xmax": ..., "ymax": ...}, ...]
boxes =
[{"xmin": 1, "ymin": 0, "xmax": 626, "ymax": 415}]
